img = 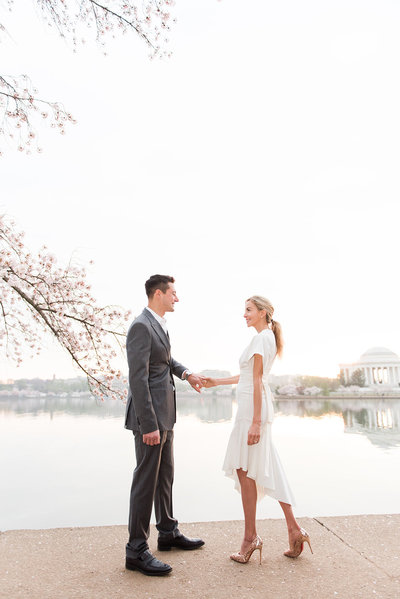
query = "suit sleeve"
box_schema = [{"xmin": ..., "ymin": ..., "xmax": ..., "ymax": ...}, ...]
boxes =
[
  {"xmin": 170, "ymin": 357, "xmax": 187, "ymax": 379},
  {"xmin": 127, "ymin": 322, "xmax": 158, "ymax": 434}
]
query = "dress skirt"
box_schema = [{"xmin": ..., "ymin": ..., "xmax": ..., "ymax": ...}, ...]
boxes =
[{"xmin": 223, "ymin": 390, "xmax": 296, "ymax": 505}]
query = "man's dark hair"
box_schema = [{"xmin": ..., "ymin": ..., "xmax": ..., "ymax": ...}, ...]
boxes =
[{"xmin": 145, "ymin": 274, "xmax": 175, "ymax": 298}]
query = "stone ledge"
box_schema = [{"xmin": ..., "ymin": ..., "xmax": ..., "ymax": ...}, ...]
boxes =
[{"xmin": 1, "ymin": 515, "xmax": 399, "ymax": 599}]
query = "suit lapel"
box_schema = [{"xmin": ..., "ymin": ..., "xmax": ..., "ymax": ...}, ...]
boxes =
[{"xmin": 143, "ymin": 309, "xmax": 170, "ymax": 353}]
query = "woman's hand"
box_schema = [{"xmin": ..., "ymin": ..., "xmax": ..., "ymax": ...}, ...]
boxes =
[
  {"xmin": 202, "ymin": 377, "xmax": 217, "ymax": 388},
  {"xmin": 247, "ymin": 422, "xmax": 261, "ymax": 445}
]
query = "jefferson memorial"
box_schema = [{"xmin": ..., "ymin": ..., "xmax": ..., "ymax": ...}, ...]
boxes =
[{"xmin": 340, "ymin": 347, "xmax": 400, "ymax": 388}]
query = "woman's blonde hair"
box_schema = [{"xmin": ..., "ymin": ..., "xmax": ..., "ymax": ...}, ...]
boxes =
[{"xmin": 246, "ymin": 295, "xmax": 283, "ymax": 357}]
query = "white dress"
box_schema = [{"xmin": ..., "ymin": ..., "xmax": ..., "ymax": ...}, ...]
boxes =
[{"xmin": 223, "ymin": 329, "xmax": 296, "ymax": 504}]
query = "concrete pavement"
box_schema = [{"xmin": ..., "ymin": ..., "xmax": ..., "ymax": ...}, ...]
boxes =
[{"xmin": 1, "ymin": 515, "xmax": 399, "ymax": 599}]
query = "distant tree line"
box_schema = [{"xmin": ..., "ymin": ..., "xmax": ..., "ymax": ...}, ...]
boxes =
[
  {"xmin": 5, "ymin": 371, "xmax": 364, "ymax": 398},
  {"xmin": 274, "ymin": 376, "xmax": 342, "ymax": 397},
  {"xmin": 339, "ymin": 368, "xmax": 366, "ymax": 387},
  {"xmin": 1, "ymin": 377, "xmax": 89, "ymax": 393},
  {"xmin": 3, "ymin": 370, "xmax": 234, "ymax": 396},
  {"xmin": 297, "ymin": 375, "xmax": 341, "ymax": 395}
]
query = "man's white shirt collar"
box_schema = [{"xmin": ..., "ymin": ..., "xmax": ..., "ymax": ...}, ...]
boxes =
[{"xmin": 146, "ymin": 307, "xmax": 168, "ymax": 334}]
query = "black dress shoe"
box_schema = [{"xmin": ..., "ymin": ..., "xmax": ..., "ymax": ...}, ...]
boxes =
[
  {"xmin": 125, "ymin": 550, "xmax": 172, "ymax": 576},
  {"xmin": 158, "ymin": 533, "xmax": 205, "ymax": 551}
]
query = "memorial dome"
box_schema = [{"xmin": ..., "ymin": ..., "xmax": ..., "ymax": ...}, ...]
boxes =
[
  {"xmin": 339, "ymin": 347, "xmax": 400, "ymax": 387},
  {"xmin": 359, "ymin": 347, "xmax": 400, "ymax": 365}
]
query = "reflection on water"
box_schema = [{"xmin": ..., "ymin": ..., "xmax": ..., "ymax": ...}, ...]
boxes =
[
  {"xmin": 0, "ymin": 395, "xmax": 125, "ymax": 419},
  {"xmin": 1, "ymin": 395, "xmax": 399, "ymax": 448},
  {"xmin": 176, "ymin": 393, "xmax": 233, "ymax": 423},
  {"xmin": 274, "ymin": 398, "xmax": 400, "ymax": 449},
  {"xmin": 1, "ymin": 394, "xmax": 400, "ymax": 530},
  {"xmin": 0, "ymin": 392, "xmax": 234, "ymax": 423}
]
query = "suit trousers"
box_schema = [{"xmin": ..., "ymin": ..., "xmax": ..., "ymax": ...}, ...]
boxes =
[{"xmin": 126, "ymin": 429, "xmax": 178, "ymax": 558}]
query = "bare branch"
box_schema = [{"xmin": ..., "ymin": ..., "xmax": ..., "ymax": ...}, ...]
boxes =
[{"xmin": 1, "ymin": 1, "xmax": 176, "ymax": 154}]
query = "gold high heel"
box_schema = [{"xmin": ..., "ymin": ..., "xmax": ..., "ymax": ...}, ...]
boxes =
[
  {"xmin": 284, "ymin": 528, "xmax": 313, "ymax": 558},
  {"xmin": 230, "ymin": 535, "xmax": 263, "ymax": 564}
]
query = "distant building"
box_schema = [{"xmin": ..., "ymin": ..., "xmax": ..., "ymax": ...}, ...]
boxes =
[{"xmin": 340, "ymin": 347, "xmax": 400, "ymax": 388}]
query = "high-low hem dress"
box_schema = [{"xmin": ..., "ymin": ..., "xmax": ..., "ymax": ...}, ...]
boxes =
[{"xmin": 222, "ymin": 329, "xmax": 296, "ymax": 505}]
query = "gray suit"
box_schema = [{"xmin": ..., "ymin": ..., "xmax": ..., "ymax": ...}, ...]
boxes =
[{"xmin": 125, "ymin": 308, "xmax": 187, "ymax": 558}]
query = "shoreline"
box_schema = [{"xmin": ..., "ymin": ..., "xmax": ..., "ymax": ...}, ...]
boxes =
[
  {"xmin": 1, "ymin": 515, "xmax": 399, "ymax": 598},
  {"xmin": 1, "ymin": 392, "xmax": 400, "ymax": 399},
  {"xmin": 275, "ymin": 394, "xmax": 400, "ymax": 399}
]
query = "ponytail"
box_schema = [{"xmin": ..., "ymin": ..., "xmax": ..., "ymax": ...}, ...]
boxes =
[{"xmin": 271, "ymin": 319, "xmax": 283, "ymax": 358}]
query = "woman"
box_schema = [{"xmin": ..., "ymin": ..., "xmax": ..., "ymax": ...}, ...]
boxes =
[{"xmin": 204, "ymin": 296, "xmax": 312, "ymax": 564}]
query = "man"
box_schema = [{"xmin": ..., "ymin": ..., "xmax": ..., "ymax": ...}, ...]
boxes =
[{"xmin": 124, "ymin": 274, "xmax": 205, "ymax": 576}]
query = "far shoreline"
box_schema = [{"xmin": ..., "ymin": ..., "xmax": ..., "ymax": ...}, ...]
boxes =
[
  {"xmin": 1, "ymin": 392, "xmax": 400, "ymax": 400},
  {"xmin": 274, "ymin": 394, "xmax": 400, "ymax": 399}
]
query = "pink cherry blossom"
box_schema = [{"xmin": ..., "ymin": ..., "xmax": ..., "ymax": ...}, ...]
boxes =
[
  {"xmin": 0, "ymin": 214, "xmax": 131, "ymax": 401},
  {"xmin": 1, "ymin": 1, "xmax": 176, "ymax": 155}
]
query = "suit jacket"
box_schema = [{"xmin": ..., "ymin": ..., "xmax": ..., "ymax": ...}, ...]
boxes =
[{"xmin": 124, "ymin": 308, "xmax": 187, "ymax": 433}]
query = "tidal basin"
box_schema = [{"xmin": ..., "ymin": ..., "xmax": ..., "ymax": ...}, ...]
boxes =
[{"xmin": 1, "ymin": 394, "xmax": 399, "ymax": 531}]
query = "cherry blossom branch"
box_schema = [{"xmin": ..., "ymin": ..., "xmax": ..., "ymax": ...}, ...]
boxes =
[
  {"xmin": 0, "ymin": 75, "xmax": 76, "ymax": 156},
  {"xmin": 0, "ymin": 214, "xmax": 131, "ymax": 400},
  {"xmin": 1, "ymin": 1, "xmax": 176, "ymax": 155},
  {"xmin": 88, "ymin": 0, "xmax": 144, "ymax": 42}
]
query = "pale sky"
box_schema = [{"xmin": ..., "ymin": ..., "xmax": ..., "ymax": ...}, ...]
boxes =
[{"xmin": 1, "ymin": 0, "xmax": 400, "ymax": 381}]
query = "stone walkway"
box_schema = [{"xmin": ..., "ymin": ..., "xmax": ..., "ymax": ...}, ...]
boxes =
[{"xmin": 1, "ymin": 515, "xmax": 399, "ymax": 599}]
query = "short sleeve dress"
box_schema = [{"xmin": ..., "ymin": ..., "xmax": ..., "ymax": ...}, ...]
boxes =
[{"xmin": 222, "ymin": 329, "xmax": 296, "ymax": 504}]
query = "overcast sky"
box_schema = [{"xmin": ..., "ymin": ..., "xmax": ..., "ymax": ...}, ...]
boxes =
[{"xmin": 1, "ymin": 0, "xmax": 400, "ymax": 381}]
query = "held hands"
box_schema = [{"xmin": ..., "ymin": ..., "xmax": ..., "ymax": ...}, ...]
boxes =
[
  {"xmin": 247, "ymin": 422, "xmax": 261, "ymax": 445},
  {"xmin": 187, "ymin": 373, "xmax": 207, "ymax": 393},
  {"xmin": 143, "ymin": 429, "xmax": 161, "ymax": 446},
  {"xmin": 202, "ymin": 377, "xmax": 217, "ymax": 388}
]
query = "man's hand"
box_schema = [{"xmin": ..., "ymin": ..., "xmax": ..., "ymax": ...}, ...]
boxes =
[
  {"xmin": 143, "ymin": 429, "xmax": 161, "ymax": 446},
  {"xmin": 187, "ymin": 373, "xmax": 205, "ymax": 393}
]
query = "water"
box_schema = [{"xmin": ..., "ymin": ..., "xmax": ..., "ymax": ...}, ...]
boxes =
[{"xmin": 1, "ymin": 394, "xmax": 399, "ymax": 531}]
